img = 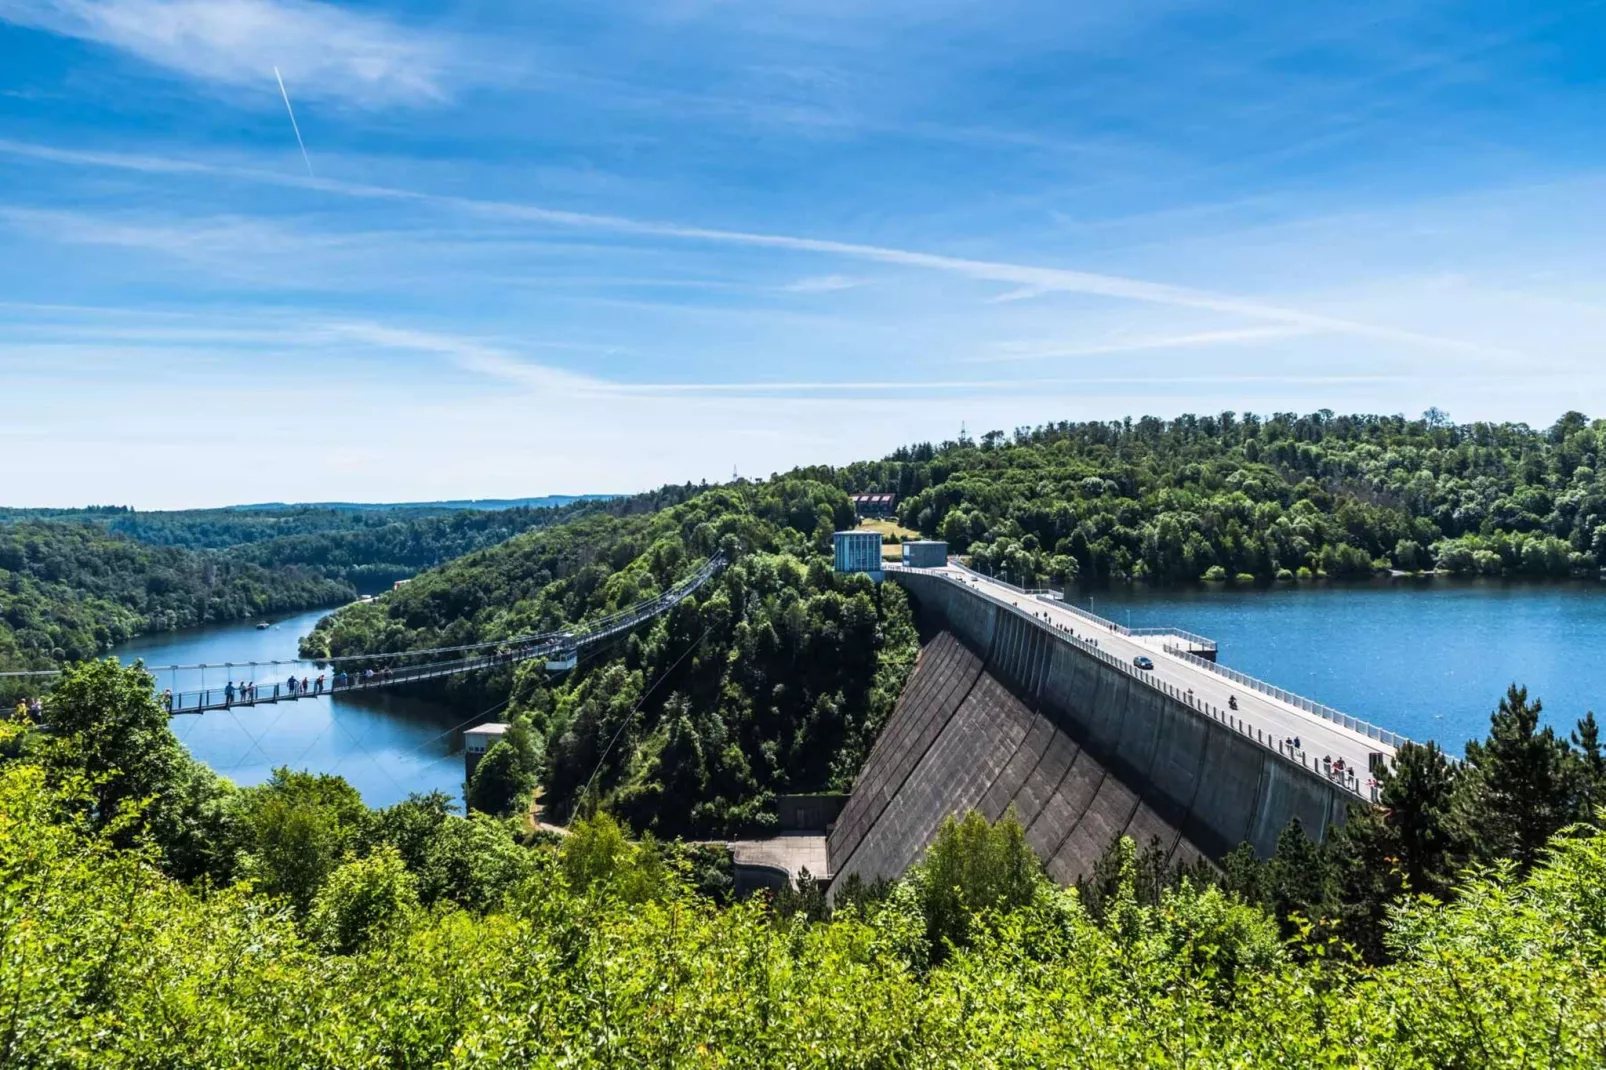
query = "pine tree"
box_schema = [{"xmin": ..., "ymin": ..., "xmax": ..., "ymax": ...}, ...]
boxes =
[
  {"xmin": 1460, "ymin": 684, "xmax": 1581, "ymax": 870},
  {"xmin": 1261, "ymin": 820, "xmax": 1335, "ymax": 936},
  {"xmin": 1330, "ymin": 741, "xmax": 1461, "ymax": 961},
  {"xmin": 1572, "ymin": 711, "xmax": 1606, "ymax": 818}
]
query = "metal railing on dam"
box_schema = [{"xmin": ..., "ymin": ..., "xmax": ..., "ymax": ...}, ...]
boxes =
[
  {"xmin": 889, "ymin": 562, "xmax": 1383, "ymax": 802},
  {"xmin": 1158, "ymin": 644, "xmax": 1412, "ymax": 751},
  {"xmin": 927, "ymin": 560, "xmax": 1399, "ymax": 751},
  {"xmin": 945, "ymin": 560, "xmax": 1221, "ymax": 655}
]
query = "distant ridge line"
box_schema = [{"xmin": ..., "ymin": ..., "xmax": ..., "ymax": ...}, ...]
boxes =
[{"xmin": 225, "ymin": 494, "xmax": 625, "ymax": 513}]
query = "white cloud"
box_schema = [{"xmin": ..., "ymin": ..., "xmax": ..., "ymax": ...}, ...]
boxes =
[
  {"xmin": 0, "ymin": 0, "xmax": 464, "ymax": 106},
  {"xmin": 974, "ymin": 325, "xmax": 1318, "ymax": 363},
  {"xmin": 0, "ymin": 136, "xmax": 1500, "ymax": 358},
  {"xmin": 781, "ymin": 273, "xmax": 868, "ymax": 293},
  {"xmin": 0, "ymin": 206, "xmax": 352, "ymax": 264},
  {"xmin": 315, "ymin": 321, "xmax": 613, "ymax": 396}
]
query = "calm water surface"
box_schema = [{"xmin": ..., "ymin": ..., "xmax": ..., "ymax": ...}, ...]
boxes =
[
  {"xmin": 112, "ymin": 582, "xmax": 1605, "ymax": 797},
  {"xmin": 1088, "ymin": 580, "xmax": 1606, "ymax": 750},
  {"xmin": 113, "ymin": 607, "xmax": 471, "ymax": 806}
]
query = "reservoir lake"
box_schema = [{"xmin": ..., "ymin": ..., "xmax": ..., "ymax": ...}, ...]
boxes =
[
  {"xmin": 111, "ymin": 580, "xmax": 1605, "ymax": 804},
  {"xmin": 1089, "ymin": 579, "xmax": 1604, "ymax": 749},
  {"xmin": 113, "ymin": 606, "xmax": 472, "ymax": 807}
]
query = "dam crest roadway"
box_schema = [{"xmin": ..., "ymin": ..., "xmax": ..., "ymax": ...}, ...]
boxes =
[{"xmin": 925, "ymin": 560, "xmax": 1402, "ymax": 797}]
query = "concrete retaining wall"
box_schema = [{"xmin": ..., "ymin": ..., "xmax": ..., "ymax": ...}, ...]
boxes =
[{"xmin": 826, "ymin": 572, "xmax": 1352, "ymax": 893}]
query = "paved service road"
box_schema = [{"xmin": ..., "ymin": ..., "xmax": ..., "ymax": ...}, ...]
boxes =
[{"xmin": 925, "ymin": 566, "xmax": 1393, "ymax": 798}]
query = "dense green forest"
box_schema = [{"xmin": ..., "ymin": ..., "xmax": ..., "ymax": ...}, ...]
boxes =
[
  {"xmin": 0, "ymin": 487, "xmax": 699, "ymax": 694},
  {"xmin": 8, "ymin": 410, "xmax": 1606, "ymax": 1063},
  {"xmin": 0, "ymin": 494, "xmax": 638, "ymax": 588},
  {"xmin": 301, "ymin": 479, "xmax": 921, "ymax": 837},
  {"xmin": 294, "ymin": 410, "xmax": 1604, "ymax": 838},
  {"xmin": 813, "ymin": 409, "xmax": 1606, "ymax": 584},
  {"xmin": 4, "ymin": 659, "xmax": 1606, "ymax": 1067},
  {"xmin": 0, "ymin": 521, "xmax": 351, "ymax": 676}
]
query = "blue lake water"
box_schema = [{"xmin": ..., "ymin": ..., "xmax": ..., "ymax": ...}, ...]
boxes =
[
  {"xmin": 1086, "ymin": 580, "xmax": 1606, "ymax": 751},
  {"xmin": 112, "ymin": 581, "xmax": 1605, "ymax": 803},
  {"xmin": 113, "ymin": 607, "xmax": 471, "ymax": 807}
]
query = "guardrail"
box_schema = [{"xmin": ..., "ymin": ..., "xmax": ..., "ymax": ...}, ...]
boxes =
[
  {"xmin": 1132, "ymin": 626, "xmax": 1218, "ymax": 653},
  {"xmin": 944, "ymin": 562, "xmax": 1221, "ymax": 654},
  {"xmin": 1159, "ymin": 643, "xmax": 1412, "ymax": 751},
  {"xmin": 894, "ymin": 565, "xmax": 1382, "ymax": 801}
]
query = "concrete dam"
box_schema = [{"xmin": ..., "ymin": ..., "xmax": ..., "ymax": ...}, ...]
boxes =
[{"xmin": 827, "ymin": 568, "xmax": 1369, "ymax": 892}]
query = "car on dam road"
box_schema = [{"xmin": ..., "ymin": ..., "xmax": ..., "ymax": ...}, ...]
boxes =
[{"xmin": 1133, "ymin": 655, "xmax": 1155, "ymax": 670}]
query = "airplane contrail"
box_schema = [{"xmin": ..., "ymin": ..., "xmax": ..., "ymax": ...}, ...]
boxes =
[{"xmin": 273, "ymin": 65, "xmax": 314, "ymax": 179}]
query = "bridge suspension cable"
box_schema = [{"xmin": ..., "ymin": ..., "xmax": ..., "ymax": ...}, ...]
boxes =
[{"xmin": 3, "ymin": 555, "xmax": 727, "ymax": 717}]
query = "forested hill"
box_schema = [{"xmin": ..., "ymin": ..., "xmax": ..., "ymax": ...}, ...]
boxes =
[
  {"xmin": 2, "ymin": 486, "xmax": 694, "ymax": 589},
  {"xmin": 301, "ymin": 479, "xmax": 921, "ymax": 838},
  {"xmin": 0, "ymin": 521, "xmax": 351, "ymax": 676},
  {"xmin": 820, "ymin": 409, "xmax": 1605, "ymax": 584}
]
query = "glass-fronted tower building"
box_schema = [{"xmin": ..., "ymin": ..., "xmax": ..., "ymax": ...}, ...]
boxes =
[{"xmin": 833, "ymin": 530, "xmax": 884, "ymax": 577}]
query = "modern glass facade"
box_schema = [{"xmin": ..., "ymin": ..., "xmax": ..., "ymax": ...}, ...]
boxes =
[{"xmin": 833, "ymin": 530, "xmax": 884, "ymax": 574}]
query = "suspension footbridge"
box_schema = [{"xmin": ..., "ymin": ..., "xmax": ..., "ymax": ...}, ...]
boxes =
[{"xmin": 5, "ymin": 556, "xmax": 725, "ymax": 717}]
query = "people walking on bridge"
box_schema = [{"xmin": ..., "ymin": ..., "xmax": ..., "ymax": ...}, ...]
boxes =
[
  {"xmin": 224, "ymin": 681, "xmax": 236, "ymax": 706},
  {"xmin": 336, "ymin": 670, "xmax": 348, "ymax": 689},
  {"xmin": 315, "ymin": 674, "xmax": 325, "ymax": 695},
  {"xmin": 286, "ymin": 675, "xmax": 299, "ymax": 696},
  {"xmin": 161, "ymin": 688, "xmax": 173, "ymax": 712},
  {"xmin": 363, "ymin": 668, "xmax": 374, "ymax": 686},
  {"xmin": 301, "ymin": 676, "xmax": 310, "ymax": 695}
]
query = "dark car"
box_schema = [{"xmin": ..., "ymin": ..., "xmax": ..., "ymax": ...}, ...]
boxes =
[{"xmin": 1133, "ymin": 655, "xmax": 1155, "ymax": 670}]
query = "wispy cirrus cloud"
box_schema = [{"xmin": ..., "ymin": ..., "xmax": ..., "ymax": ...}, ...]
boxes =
[
  {"xmin": 974, "ymin": 325, "xmax": 1318, "ymax": 363},
  {"xmin": 0, "ymin": 206, "xmax": 352, "ymax": 263},
  {"xmin": 0, "ymin": 137, "xmax": 1499, "ymax": 359},
  {"xmin": 782, "ymin": 274, "xmax": 870, "ymax": 293},
  {"xmin": 0, "ymin": 0, "xmax": 468, "ymax": 106}
]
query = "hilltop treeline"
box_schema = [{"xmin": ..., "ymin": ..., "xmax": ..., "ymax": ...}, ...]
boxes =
[
  {"xmin": 5, "ymin": 660, "xmax": 1606, "ymax": 1067},
  {"xmin": 0, "ymin": 486, "xmax": 701, "ymax": 690},
  {"xmin": 0, "ymin": 521, "xmax": 350, "ymax": 679},
  {"xmin": 811, "ymin": 409, "xmax": 1605, "ymax": 584},
  {"xmin": 0, "ymin": 491, "xmax": 671, "ymax": 588},
  {"xmin": 301, "ymin": 479, "xmax": 920, "ymax": 837}
]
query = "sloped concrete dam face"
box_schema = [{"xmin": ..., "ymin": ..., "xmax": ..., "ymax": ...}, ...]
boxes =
[{"xmin": 827, "ymin": 573, "xmax": 1350, "ymax": 891}]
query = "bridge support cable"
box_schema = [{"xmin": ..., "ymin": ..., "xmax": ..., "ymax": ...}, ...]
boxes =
[
  {"xmin": 575, "ymin": 616, "xmax": 717, "ymax": 817},
  {"xmin": 2, "ymin": 555, "xmax": 726, "ymax": 722}
]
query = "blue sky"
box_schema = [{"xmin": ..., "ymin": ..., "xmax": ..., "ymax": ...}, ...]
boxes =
[{"xmin": 2, "ymin": 0, "xmax": 1603, "ymax": 507}]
